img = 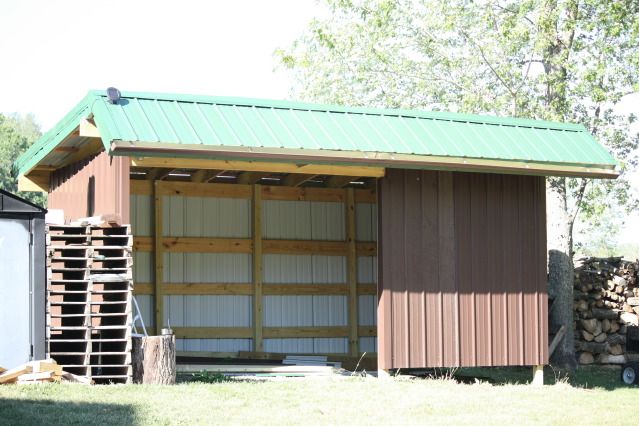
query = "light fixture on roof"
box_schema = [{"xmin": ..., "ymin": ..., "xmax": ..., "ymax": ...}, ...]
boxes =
[{"xmin": 106, "ymin": 87, "xmax": 121, "ymax": 104}]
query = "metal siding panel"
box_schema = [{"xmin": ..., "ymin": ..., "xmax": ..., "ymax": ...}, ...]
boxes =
[
  {"xmin": 473, "ymin": 174, "xmax": 492, "ymax": 366},
  {"xmin": 355, "ymin": 203, "xmax": 374, "ymax": 242},
  {"xmin": 404, "ymin": 170, "xmax": 425, "ymax": 367},
  {"xmin": 177, "ymin": 339, "xmax": 252, "ymax": 352},
  {"xmin": 359, "ymin": 337, "xmax": 377, "ymax": 353},
  {"xmin": 358, "ymin": 295, "xmax": 377, "ymax": 326},
  {"xmin": 377, "ymin": 175, "xmax": 392, "ymax": 369},
  {"xmin": 133, "ymin": 251, "xmax": 153, "ymax": 283},
  {"xmin": 520, "ymin": 176, "xmax": 539, "ymax": 365},
  {"xmin": 131, "ymin": 194, "xmax": 152, "ymax": 236},
  {"xmin": 488, "ymin": 174, "xmax": 507, "ymax": 366},
  {"xmin": 311, "ymin": 201, "xmax": 345, "ymax": 240},
  {"xmin": 314, "ymin": 338, "xmax": 348, "ymax": 354},
  {"xmin": 438, "ymin": 172, "xmax": 458, "ymax": 367},
  {"xmin": 263, "ymin": 200, "xmax": 312, "ymax": 240},
  {"xmin": 420, "ymin": 171, "xmax": 442, "ymax": 367},
  {"xmin": 164, "ymin": 253, "xmax": 251, "ymax": 283},
  {"xmin": 166, "ymin": 295, "xmax": 251, "ymax": 327},
  {"xmin": 357, "ymin": 256, "xmax": 376, "ymax": 283},
  {"xmin": 504, "ymin": 176, "xmax": 523, "ymax": 365},
  {"xmin": 134, "ymin": 295, "xmax": 154, "ymax": 328},
  {"xmin": 263, "ymin": 338, "xmax": 314, "ymax": 354},
  {"xmin": 537, "ymin": 177, "xmax": 549, "ymax": 364},
  {"xmin": 389, "ymin": 170, "xmax": 408, "ymax": 367},
  {"xmin": 455, "ymin": 172, "xmax": 475, "ymax": 366}
]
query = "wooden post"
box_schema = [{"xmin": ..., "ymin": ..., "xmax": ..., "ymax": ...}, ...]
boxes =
[
  {"xmin": 154, "ymin": 180, "xmax": 164, "ymax": 334},
  {"xmin": 132, "ymin": 334, "xmax": 176, "ymax": 384},
  {"xmin": 253, "ymin": 185, "xmax": 263, "ymax": 352},
  {"xmin": 532, "ymin": 365, "xmax": 544, "ymax": 386},
  {"xmin": 346, "ymin": 188, "xmax": 359, "ymax": 357}
]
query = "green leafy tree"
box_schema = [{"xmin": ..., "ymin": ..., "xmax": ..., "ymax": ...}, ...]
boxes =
[
  {"xmin": 0, "ymin": 113, "xmax": 45, "ymax": 206},
  {"xmin": 278, "ymin": 0, "xmax": 639, "ymax": 370}
]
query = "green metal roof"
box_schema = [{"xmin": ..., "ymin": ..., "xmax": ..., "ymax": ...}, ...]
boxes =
[{"xmin": 15, "ymin": 90, "xmax": 619, "ymax": 177}]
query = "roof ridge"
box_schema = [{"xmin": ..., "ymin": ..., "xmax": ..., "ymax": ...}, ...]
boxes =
[{"xmin": 88, "ymin": 89, "xmax": 586, "ymax": 132}]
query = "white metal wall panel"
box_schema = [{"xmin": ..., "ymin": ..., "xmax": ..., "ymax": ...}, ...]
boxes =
[
  {"xmin": 133, "ymin": 251, "xmax": 153, "ymax": 283},
  {"xmin": 176, "ymin": 339, "xmax": 252, "ymax": 352},
  {"xmin": 134, "ymin": 295, "xmax": 154, "ymax": 328},
  {"xmin": 162, "ymin": 196, "xmax": 250, "ymax": 237},
  {"xmin": 355, "ymin": 203, "xmax": 377, "ymax": 242},
  {"xmin": 263, "ymin": 255, "xmax": 346, "ymax": 284},
  {"xmin": 263, "ymin": 338, "xmax": 348, "ymax": 354},
  {"xmin": 359, "ymin": 337, "xmax": 377, "ymax": 353},
  {"xmin": 264, "ymin": 296, "xmax": 347, "ymax": 327},
  {"xmin": 130, "ymin": 194, "xmax": 153, "ymax": 236},
  {"xmin": 263, "ymin": 200, "xmax": 344, "ymax": 240},
  {"xmin": 163, "ymin": 253, "xmax": 251, "ymax": 283},
  {"xmin": 357, "ymin": 256, "xmax": 377, "ymax": 283},
  {"xmin": 311, "ymin": 202, "xmax": 345, "ymax": 240},
  {"xmin": 164, "ymin": 295, "xmax": 252, "ymax": 327},
  {"xmin": 358, "ymin": 295, "xmax": 377, "ymax": 326}
]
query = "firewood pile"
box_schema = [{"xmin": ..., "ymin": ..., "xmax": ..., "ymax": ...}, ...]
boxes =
[
  {"xmin": 574, "ymin": 257, "xmax": 639, "ymax": 365},
  {"xmin": 0, "ymin": 359, "xmax": 92, "ymax": 385}
]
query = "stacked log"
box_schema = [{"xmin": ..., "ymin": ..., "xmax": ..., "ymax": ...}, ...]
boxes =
[{"xmin": 573, "ymin": 257, "xmax": 639, "ymax": 365}]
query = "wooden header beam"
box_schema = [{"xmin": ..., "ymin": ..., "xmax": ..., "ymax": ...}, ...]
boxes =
[{"xmin": 131, "ymin": 157, "xmax": 385, "ymax": 178}]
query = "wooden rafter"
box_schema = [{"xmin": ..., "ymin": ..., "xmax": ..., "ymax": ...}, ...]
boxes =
[
  {"xmin": 146, "ymin": 168, "xmax": 173, "ymax": 181},
  {"xmin": 237, "ymin": 172, "xmax": 271, "ymax": 185},
  {"xmin": 326, "ymin": 176, "xmax": 358, "ymax": 188},
  {"xmin": 282, "ymin": 173, "xmax": 317, "ymax": 187}
]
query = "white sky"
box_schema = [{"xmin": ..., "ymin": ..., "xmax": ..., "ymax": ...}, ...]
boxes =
[
  {"xmin": 1, "ymin": 0, "xmax": 637, "ymax": 245},
  {"xmin": 0, "ymin": 0, "xmax": 321, "ymax": 129}
]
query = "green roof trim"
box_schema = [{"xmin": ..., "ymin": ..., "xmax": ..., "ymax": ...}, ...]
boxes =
[{"xmin": 15, "ymin": 89, "xmax": 619, "ymax": 177}]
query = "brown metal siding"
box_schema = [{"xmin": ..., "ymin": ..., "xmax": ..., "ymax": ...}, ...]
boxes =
[
  {"xmin": 378, "ymin": 169, "xmax": 548, "ymax": 369},
  {"xmin": 48, "ymin": 151, "xmax": 130, "ymax": 223}
]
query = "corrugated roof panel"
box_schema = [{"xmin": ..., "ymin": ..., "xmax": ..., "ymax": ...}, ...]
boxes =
[{"xmin": 15, "ymin": 90, "xmax": 619, "ymax": 177}]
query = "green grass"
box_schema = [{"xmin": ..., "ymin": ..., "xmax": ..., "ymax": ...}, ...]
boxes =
[{"xmin": 0, "ymin": 366, "xmax": 636, "ymax": 425}]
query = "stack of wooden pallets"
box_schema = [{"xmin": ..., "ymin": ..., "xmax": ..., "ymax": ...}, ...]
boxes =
[{"xmin": 46, "ymin": 223, "xmax": 133, "ymax": 384}]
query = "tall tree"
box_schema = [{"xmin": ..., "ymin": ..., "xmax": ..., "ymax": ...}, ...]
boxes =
[
  {"xmin": 278, "ymin": 0, "xmax": 639, "ymax": 370},
  {"xmin": 0, "ymin": 113, "xmax": 45, "ymax": 206}
]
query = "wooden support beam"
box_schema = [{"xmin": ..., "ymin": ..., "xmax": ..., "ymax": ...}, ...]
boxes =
[
  {"xmin": 131, "ymin": 157, "xmax": 385, "ymax": 178},
  {"xmin": 173, "ymin": 327, "xmax": 253, "ymax": 339},
  {"xmin": 79, "ymin": 118, "xmax": 100, "ymax": 138},
  {"xmin": 133, "ymin": 282, "xmax": 377, "ymax": 296},
  {"xmin": 154, "ymin": 180, "xmax": 164, "ymax": 334},
  {"xmin": 190, "ymin": 169, "xmax": 224, "ymax": 183},
  {"xmin": 346, "ymin": 188, "xmax": 359, "ymax": 356},
  {"xmin": 133, "ymin": 236, "xmax": 377, "ymax": 256},
  {"xmin": 156, "ymin": 181, "xmax": 251, "ymax": 198},
  {"xmin": 282, "ymin": 173, "xmax": 317, "ymax": 187},
  {"xmin": 532, "ymin": 365, "xmax": 544, "ymax": 386},
  {"xmin": 326, "ymin": 175, "xmax": 358, "ymax": 188},
  {"xmin": 253, "ymin": 185, "xmax": 264, "ymax": 352},
  {"xmin": 237, "ymin": 172, "xmax": 270, "ymax": 185}
]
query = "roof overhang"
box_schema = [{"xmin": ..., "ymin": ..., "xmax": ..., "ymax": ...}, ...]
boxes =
[{"xmin": 113, "ymin": 141, "xmax": 619, "ymax": 179}]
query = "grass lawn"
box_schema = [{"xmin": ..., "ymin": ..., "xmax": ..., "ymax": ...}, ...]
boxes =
[{"xmin": 0, "ymin": 366, "xmax": 636, "ymax": 425}]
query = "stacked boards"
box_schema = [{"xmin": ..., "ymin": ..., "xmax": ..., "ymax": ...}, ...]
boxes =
[{"xmin": 46, "ymin": 224, "xmax": 133, "ymax": 383}]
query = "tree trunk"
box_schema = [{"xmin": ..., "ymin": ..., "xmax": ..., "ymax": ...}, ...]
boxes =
[
  {"xmin": 132, "ymin": 335, "xmax": 176, "ymax": 384},
  {"xmin": 547, "ymin": 177, "xmax": 576, "ymax": 371}
]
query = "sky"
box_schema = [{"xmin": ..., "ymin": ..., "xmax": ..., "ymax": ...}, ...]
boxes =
[
  {"xmin": 0, "ymin": 0, "xmax": 322, "ymax": 129},
  {"xmin": 1, "ymin": 0, "xmax": 637, "ymax": 247}
]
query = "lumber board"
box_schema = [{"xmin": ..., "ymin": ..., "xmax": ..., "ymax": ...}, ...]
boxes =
[
  {"xmin": 134, "ymin": 282, "xmax": 375, "ymax": 296},
  {"xmin": 133, "ymin": 236, "xmax": 153, "ymax": 252},
  {"xmin": 0, "ymin": 365, "xmax": 33, "ymax": 384},
  {"xmin": 161, "ymin": 237, "xmax": 253, "ymax": 253},
  {"xmin": 154, "ymin": 181, "xmax": 164, "ymax": 334},
  {"xmin": 253, "ymin": 185, "xmax": 264, "ymax": 352},
  {"xmin": 261, "ymin": 186, "xmax": 345, "ymax": 202},
  {"xmin": 131, "ymin": 157, "xmax": 385, "ymax": 178},
  {"xmin": 157, "ymin": 181, "xmax": 251, "ymax": 198},
  {"xmin": 263, "ymin": 327, "xmax": 349, "ymax": 338},
  {"xmin": 346, "ymin": 188, "xmax": 359, "ymax": 357}
]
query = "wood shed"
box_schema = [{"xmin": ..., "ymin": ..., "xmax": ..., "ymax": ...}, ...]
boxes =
[{"xmin": 15, "ymin": 90, "xmax": 618, "ymax": 371}]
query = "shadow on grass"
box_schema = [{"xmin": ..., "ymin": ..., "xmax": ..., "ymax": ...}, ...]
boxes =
[
  {"xmin": 0, "ymin": 398, "xmax": 137, "ymax": 425},
  {"xmin": 403, "ymin": 365, "xmax": 633, "ymax": 390}
]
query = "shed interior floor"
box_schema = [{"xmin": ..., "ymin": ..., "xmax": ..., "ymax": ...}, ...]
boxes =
[{"xmin": 130, "ymin": 166, "xmax": 379, "ymax": 360}]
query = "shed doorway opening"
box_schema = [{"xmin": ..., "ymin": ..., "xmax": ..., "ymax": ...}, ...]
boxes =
[{"xmin": 129, "ymin": 166, "xmax": 379, "ymax": 360}]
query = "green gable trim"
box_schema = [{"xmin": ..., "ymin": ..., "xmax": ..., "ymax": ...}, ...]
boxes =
[{"xmin": 15, "ymin": 90, "xmax": 619, "ymax": 177}]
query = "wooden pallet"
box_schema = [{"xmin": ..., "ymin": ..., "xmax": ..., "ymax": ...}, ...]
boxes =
[{"xmin": 46, "ymin": 224, "xmax": 133, "ymax": 384}]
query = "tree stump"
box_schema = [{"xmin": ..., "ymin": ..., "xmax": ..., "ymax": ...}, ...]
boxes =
[{"xmin": 132, "ymin": 335, "xmax": 176, "ymax": 384}]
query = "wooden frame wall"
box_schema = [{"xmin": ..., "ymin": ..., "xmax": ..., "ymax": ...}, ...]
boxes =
[{"xmin": 130, "ymin": 179, "xmax": 377, "ymax": 354}]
